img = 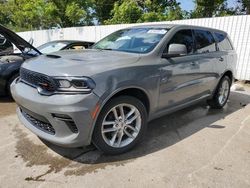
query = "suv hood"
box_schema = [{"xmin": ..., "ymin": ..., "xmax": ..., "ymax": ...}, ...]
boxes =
[
  {"xmin": 0, "ymin": 24, "xmax": 41, "ymax": 55},
  {"xmin": 22, "ymin": 49, "xmax": 141, "ymax": 77}
]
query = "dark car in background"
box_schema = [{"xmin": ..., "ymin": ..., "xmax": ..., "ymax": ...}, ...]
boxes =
[
  {"xmin": 0, "ymin": 25, "xmax": 94, "ymax": 97},
  {"xmin": 37, "ymin": 40, "xmax": 94, "ymax": 54},
  {"xmin": 0, "ymin": 24, "xmax": 41, "ymax": 97}
]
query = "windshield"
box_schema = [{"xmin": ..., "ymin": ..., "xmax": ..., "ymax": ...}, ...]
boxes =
[
  {"xmin": 37, "ymin": 41, "xmax": 69, "ymax": 54},
  {"xmin": 93, "ymin": 28, "xmax": 168, "ymax": 54}
]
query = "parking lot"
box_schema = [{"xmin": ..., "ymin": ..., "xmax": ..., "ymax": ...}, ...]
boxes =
[{"xmin": 0, "ymin": 86, "xmax": 250, "ymax": 188}]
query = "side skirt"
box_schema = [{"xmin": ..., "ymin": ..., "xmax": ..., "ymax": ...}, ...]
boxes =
[{"xmin": 148, "ymin": 94, "xmax": 211, "ymax": 121}]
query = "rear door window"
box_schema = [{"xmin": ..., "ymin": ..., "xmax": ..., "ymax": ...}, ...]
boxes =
[
  {"xmin": 214, "ymin": 32, "xmax": 233, "ymax": 51},
  {"xmin": 194, "ymin": 30, "xmax": 216, "ymax": 53}
]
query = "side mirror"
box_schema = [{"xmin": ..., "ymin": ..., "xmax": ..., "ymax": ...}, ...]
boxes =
[{"xmin": 162, "ymin": 43, "xmax": 187, "ymax": 58}]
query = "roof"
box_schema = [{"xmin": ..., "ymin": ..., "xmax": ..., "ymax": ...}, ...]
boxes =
[
  {"xmin": 129, "ymin": 24, "xmax": 227, "ymax": 34},
  {"xmin": 129, "ymin": 24, "xmax": 175, "ymax": 29}
]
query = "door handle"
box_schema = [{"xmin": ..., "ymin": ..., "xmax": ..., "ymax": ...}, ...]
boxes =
[{"xmin": 218, "ymin": 57, "xmax": 224, "ymax": 62}]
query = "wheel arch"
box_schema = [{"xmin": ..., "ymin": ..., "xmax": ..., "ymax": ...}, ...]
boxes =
[
  {"xmin": 106, "ymin": 87, "xmax": 150, "ymax": 114},
  {"xmin": 222, "ymin": 70, "xmax": 234, "ymax": 84},
  {"xmin": 211, "ymin": 69, "xmax": 233, "ymax": 97},
  {"xmin": 99, "ymin": 86, "xmax": 151, "ymax": 117},
  {"xmin": 88, "ymin": 86, "xmax": 151, "ymax": 144}
]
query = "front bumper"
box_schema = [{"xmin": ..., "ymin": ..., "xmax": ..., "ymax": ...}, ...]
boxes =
[{"xmin": 11, "ymin": 81, "xmax": 100, "ymax": 147}]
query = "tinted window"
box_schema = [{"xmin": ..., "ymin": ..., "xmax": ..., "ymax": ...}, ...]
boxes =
[
  {"xmin": 215, "ymin": 32, "xmax": 233, "ymax": 51},
  {"xmin": 194, "ymin": 30, "xmax": 216, "ymax": 53},
  {"xmin": 167, "ymin": 29, "xmax": 194, "ymax": 54}
]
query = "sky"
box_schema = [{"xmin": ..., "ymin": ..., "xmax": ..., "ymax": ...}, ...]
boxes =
[{"xmin": 177, "ymin": 0, "xmax": 237, "ymax": 11}]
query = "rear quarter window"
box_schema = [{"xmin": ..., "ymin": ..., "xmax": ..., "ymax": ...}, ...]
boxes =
[
  {"xmin": 194, "ymin": 30, "xmax": 216, "ymax": 53},
  {"xmin": 215, "ymin": 32, "xmax": 233, "ymax": 51}
]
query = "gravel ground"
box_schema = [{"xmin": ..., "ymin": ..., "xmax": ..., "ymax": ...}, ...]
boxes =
[{"xmin": 0, "ymin": 86, "xmax": 250, "ymax": 188}]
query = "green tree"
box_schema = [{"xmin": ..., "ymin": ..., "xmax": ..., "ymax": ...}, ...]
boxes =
[
  {"xmin": 92, "ymin": 0, "xmax": 119, "ymax": 24},
  {"xmin": 166, "ymin": 5, "xmax": 185, "ymax": 20},
  {"xmin": 138, "ymin": 0, "xmax": 183, "ymax": 22},
  {"xmin": 105, "ymin": 0, "xmax": 143, "ymax": 24},
  {"xmin": 47, "ymin": 0, "xmax": 92, "ymax": 27},
  {"xmin": 218, "ymin": 2, "xmax": 237, "ymax": 16},
  {"xmin": 237, "ymin": 0, "xmax": 250, "ymax": 14},
  {"xmin": 106, "ymin": 0, "xmax": 184, "ymax": 24},
  {"xmin": 0, "ymin": 0, "xmax": 93, "ymax": 31},
  {"xmin": 6, "ymin": 0, "xmax": 59, "ymax": 31},
  {"xmin": 0, "ymin": 0, "xmax": 11, "ymax": 26},
  {"xmin": 191, "ymin": 0, "xmax": 232, "ymax": 18},
  {"xmin": 65, "ymin": 2, "xmax": 87, "ymax": 26}
]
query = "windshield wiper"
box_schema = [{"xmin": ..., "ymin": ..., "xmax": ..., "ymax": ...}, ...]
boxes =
[
  {"xmin": 102, "ymin": 48, "xmax": 113, "ymax": 51},
  {"xmin": 95, "ymin": 47, "xmax": 113, "ymax": 51}
]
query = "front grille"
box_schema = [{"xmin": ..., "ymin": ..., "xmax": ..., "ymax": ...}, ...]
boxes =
[
  {"xmin": 21, "ymin": 108, "xmax": 55, "ymax": 135},
  {"xmin": 20, "ymin": 68, "xmax": 58, "ymax": 92}
]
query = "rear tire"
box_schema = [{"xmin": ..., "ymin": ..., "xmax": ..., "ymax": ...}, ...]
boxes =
[
  {"xmin": 207, "ymin": 76, "xmax": 231, "ymax": 109},
  {"xmin": 92, "ymin": 96, "xmax": 147, "ymax": 155}
]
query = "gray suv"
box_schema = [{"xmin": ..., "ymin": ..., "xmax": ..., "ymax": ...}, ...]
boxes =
[{"xmin": 11, "ymin": 25, "xmax": 236, "ymax": 154}]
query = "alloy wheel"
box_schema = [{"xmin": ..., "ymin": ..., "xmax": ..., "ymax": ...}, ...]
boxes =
[
  {"xmin": 101, "ymin": 103, "xmax": 142, "ymax": 148},
  {"xmin": 218, "ymin": 79, "xmax": 230, "ymax": 105}
]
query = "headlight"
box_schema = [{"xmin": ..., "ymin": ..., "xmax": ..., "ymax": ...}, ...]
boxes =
[{"xmin": 54, "ymin": 77, "xmax": 96, "ymax": 93}]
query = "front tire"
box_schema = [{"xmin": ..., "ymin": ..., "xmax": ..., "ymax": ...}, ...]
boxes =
[
  {"xmin": 92, "ymin": 96, "xmax": 148, "ymax": 155},
  {"xmin": 208, "ymin": 76, "xmax": 231, "ymax": 109}
]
